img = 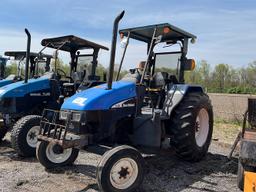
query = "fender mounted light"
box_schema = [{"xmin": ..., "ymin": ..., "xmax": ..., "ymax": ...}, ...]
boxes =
[{"xmin": 163, "ymin": 27, "xmax": 171, "ymax": 34}]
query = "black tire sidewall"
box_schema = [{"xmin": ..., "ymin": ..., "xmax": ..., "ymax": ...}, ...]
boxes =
[
  {"xmin": 0, "ymin": 126, "xmax": 8, "ymax": 140},
  {"xmin": 97, "ymin": 146, "xmax": 144, "ymax": 192}
]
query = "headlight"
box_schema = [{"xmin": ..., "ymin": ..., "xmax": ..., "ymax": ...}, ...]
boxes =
[
  {"xmin": 59, "ymin": 111, "xmax": 82, "ymax": 122},
  {"xmin": 59, "ymin": 111, "xmax": 68, "ymax": 120},
  {"xmin": 72, "ymin": 112, "xmax": 81, "ymax": 122}
]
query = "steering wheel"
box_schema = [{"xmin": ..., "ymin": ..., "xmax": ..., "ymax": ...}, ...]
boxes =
[{"xmin": 56, "ymin": 68, "xmax": 73, "ymax": 82}]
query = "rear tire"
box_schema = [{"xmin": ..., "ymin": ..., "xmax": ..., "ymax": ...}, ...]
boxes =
[
  {"xmin": 168, "ymin": 92, "xmax": 213, "ymax": 162},
  {"xmin": 11, "ymin": 115, "xmax": 41, "ymax": 157},
  {"xmin": 97, "ymin": 145, "xmax": 145, "ymax": 192},
  {"xmin": 36, "ymin": 141, "xmax": 79, "ymax": 169}
]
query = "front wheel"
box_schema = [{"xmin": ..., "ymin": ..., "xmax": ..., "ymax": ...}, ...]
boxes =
[
  {"xmin": 0, "ymin": 126, "xmax": 8, "ymax": 141},
  {"xmin": 168, "ymin": 92, "xmax": 213, "ymax": 162},
  {"xmin": 36, "ymin": 141, "xmax": 79, "ymax": 169},
  {"xmin": 11, "ymin": 115, "xmax": 41, "ymax": 157},
  {"xmin": 96, "ymin": 145, "xmax": 145, "ymax": 192}
]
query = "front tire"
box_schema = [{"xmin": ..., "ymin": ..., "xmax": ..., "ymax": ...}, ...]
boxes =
[
  {"xmin": 97, "ymin": 145, "xmax": 145, "ymax": 192},
  {"xmin": 0, "ymin": 126, "xmax": 8, "ymax": 141},
  {"xmin": 11, "ymin": 115, "xmax": 41, "ymax": 157},
  {"xmin": 168, "ymin": 92, "xmax": 213, "ymax": 162},
  {"xmin": 36, "ymin": 141, "xmax": 79, "ymax": 169}
]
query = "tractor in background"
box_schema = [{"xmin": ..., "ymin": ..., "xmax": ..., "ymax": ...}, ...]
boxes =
[
  {"xmin": 0, "ymin": 29, "xmax": 52, "ymax": 140},
  {"xmin": 36, "ymin": 11, "xmax": 213, "ymax": 192},
  {"xmin": 1, "ymin": 51, "xmax": 52, "ymax": 87},
  {"xmin": 7, "ymin": 34, "xmax": 108, "ymax": 157}
]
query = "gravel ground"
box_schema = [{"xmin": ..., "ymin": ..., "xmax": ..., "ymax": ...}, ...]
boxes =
[{"xmin": 0, "ymin": 134, "xmax": 240, "ymax": 192}]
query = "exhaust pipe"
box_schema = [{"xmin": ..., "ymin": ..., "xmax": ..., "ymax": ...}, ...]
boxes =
[
  {"xmin": 24, "ymin": 28, "xmax": 31, "ymax": 83},
  {"xmin": 107, "ymin": 10, "xmax": 125, "ymax": 90}
]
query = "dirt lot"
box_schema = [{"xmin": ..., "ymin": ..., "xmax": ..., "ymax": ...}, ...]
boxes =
[{"xmin": 0, "ymin": 122, "xmax": 241, "ymax": 192}]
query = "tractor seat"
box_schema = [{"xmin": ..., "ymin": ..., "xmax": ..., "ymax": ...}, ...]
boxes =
[
  {"xmin": 150, "ymin": 72, "xmax": 168, "ymax": 89},
  {"xmin": 5, "ymin": 74, "xmax": 17, "ymax": 80},
  {"xmin": 121, "ymin": 69, "xmax": 141, "ymax": 83},
  {"xmin": 40, "ymin": 72, "xmax": 55, "ymax": 79}
]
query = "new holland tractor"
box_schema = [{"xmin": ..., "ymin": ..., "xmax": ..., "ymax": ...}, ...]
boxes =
[
  {"xmin": 0, "ymin": 34, "xmax": 108, "ymax": 158},
  {"xmin": 0, "ymin": 29, "xmax": 52, "ymax": 139},
  {"xmin": 36, "ymin": 11, "xmax": 213, "ymax": 191}
]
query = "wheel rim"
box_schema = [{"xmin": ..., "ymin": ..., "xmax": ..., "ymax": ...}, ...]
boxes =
[
  {"xmin": 26, "ymin": 126, "xmax": 40, "ymax": 148},
  {"xmin": 110, "ymin": 157, "xmax": 139, "ymax": 189},
  {"xmin": 195, "ymin": 108, "xmax": 209, "ymax": 147},
  {"xmin": 46, "ymin": 143, "xmax": 72, "ymax": 164}
]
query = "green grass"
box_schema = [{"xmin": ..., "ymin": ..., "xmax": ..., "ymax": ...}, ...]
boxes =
[{"xmin": 213, "ymin": 121, "xmax": 241, "ymax": 145}]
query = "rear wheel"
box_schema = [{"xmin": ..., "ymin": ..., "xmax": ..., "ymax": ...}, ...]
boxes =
[
  {"xmin": 11, "ymin": 115, "xmax": 41, "ymax": 157},
  {"xmin": 168, "ymin": 92, "xmax": 213, "ymax": 162},
  {"xmin": 97, "ymin": 145, "xmax": 145, "ymax": 192},
  {"xmin": 36, "ymin": 141, "xmax": 79, "ymax": 169}
]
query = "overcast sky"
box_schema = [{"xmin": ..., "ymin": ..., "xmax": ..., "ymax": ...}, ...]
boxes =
[{"xmin": 0, "ymin": 0, "xmax": 255, "ymax": 69}]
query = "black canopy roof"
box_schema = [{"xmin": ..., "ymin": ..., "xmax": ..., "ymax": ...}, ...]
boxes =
[
  {"xmin": 119, "ymin": 23, "xmax": 196, "ymax": 43},
  {"xmin": 41, "ymin": 35, "xmax": 109, "ymax": 52},
  {"xmin": 4, "ymin": 51, "xmax": 52, "ymax": 60}
]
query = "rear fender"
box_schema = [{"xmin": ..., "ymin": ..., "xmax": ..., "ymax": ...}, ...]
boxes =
[{"xmin": 163, "ymin": 84, "xmax": 204, "ymax": 116}]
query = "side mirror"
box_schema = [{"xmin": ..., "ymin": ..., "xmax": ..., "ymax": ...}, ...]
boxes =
[
  {"xmin": 191, "ymin": 38, "xmax": 196, "ymax": 44},
  {"xmin": 184, "ymin": 59, "xmax": 196, "ymax": 71},
  {"xmin": 120, "ymin": 37, "xmax": 128, "ymax": 48}
]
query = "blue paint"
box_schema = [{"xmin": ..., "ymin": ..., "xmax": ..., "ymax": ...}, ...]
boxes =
[
  {"xmin": 0, "ymin": 76, "xmax": 50, "ymax": 98},
  {"xmin": 0, "ymin": 79, "xmax": 13, "ymax": 87},
  {"xmin": 61, "ymin": 81, "xmax": 136, "ymax": 111}
]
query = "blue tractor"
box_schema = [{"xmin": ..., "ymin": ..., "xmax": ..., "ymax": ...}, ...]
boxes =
[
  {"xmin": 0, "ymin": 34, "xmax": 108, "ymax": 157},
  {"xmin": 36, "ymin": 11, "xmax": 213, "ymax": 191},
  {"xmin": 0, "ymin": 29, "xmax": 53, "ymax": 139}
]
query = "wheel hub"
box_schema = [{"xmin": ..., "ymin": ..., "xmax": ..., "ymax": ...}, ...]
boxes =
[
  {"xmin": 118, "ymin": 166, "xmax": 130, "ymax": 179},
  {"xmin": 26, "ymin": 126, "xmax": 40, "ymax": 148},
  {"xmin": 110, "ymin": 158, "xmax": 138, "ymax": 189},
  {"xmin": 45, "ymin": 142, "xmax": 72, "ymax": 164},
  {"xmin": 52, "ymin": 144, "xmax": 64, "ymax": 154},
  {"xmin": 195, "ymin": 108, "xmax": 210, "ymax": 147}
]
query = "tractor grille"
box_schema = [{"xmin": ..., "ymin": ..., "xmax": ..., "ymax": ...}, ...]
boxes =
[
  {"xmin": 38, "ymin": 109, "xmax": 81, "ymax": 148},
  {"xmin": 248, "ymin": 97, "xmax": 256, "ymax": 128}
]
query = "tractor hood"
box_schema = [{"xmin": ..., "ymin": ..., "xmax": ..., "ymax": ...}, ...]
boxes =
[
  {"xmin": 0, "ymin": 79, "xmax": 13, "ymax": 88},
  {"xmin": 0, "ymin": 77, "xmax": 50, "ymax": 98},
  {"xmin": 61, "ymin": 81, "xmax": 136, "ymax": 111}
]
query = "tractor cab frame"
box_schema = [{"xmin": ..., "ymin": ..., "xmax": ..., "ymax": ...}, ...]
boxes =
[
  {"xmin": 41, "ymin": 35, "xmax": 109, "ymax": 96},
  {"xmin": 116, "ymin": 23, "xmax": 196, "ymax": 84},
  {"xmin": 4, "ymin": 51, "xmax": 52, "ymax": 81}
]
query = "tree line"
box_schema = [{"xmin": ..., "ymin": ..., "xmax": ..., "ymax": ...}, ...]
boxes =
[
  {"xmin": 185, "ymin": 60, "xmax": 256, "ymax": 94},
  {"xmin": 4, "ymin": 59, "xmax": 256, "ymax": 94}
]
